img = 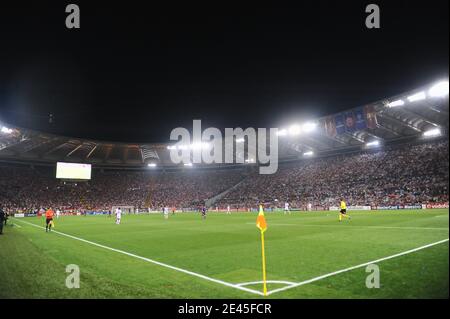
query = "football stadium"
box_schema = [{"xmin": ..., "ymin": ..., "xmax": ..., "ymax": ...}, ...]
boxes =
[
  {"xmin": 1, "ymin": 80, "xmax": 448, "ymax": 299},
  {"xmin": 0, "ymin": 1, "xmax": 448, "ymax": 306}
]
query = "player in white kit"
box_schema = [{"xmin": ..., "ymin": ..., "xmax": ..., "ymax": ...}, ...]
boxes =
[
  {"xmin": 115, "ymin": 208, "xmax": 122, "ymax": 224},
  {"xmin": 56, "ymin": 208, "xmax": 61, "ymax": 219},
  {"xmin": 284, "ymin": 202, "xmax": 290, "ymax": 215},
  {"xmin": 163, "ymin": 207, "xmax": 169, "ymax": 220},
  {"xmin": 227, "ymin": 205, "xmax": 231, "ymax": 214}
]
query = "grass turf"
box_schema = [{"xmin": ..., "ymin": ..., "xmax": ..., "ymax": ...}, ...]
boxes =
[{"xmin": 0, "ymin": 209, "xmax": 448, "ymax": 298}]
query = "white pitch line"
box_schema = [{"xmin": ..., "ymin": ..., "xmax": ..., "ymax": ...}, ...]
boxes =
[
  {"xmin": 245, "ymin": 222, "xmax": 449, "ymax": 231},
  {"xmin": 236, "ymin": 280, "xmax": 297, "ymax": 287},
  {"xmin": 13, "ymin": 223, "xmax": 22, "ymax": 228},
  {"xmin": 14, "ymin": 219, "xmax": 264, "ymax": 296},
  {"xmin": 266, "ymin": 238, "xmax": 449, "ymax": 296}
]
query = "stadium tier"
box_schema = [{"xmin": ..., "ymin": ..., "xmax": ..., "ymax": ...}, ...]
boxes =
[
  {"xmin": 1, "ymin": 139, "xmax": 448, "ymax": 214},
  {"xmin": 217, "ymin": 140, "xmax": 449, "ymax": 209}
]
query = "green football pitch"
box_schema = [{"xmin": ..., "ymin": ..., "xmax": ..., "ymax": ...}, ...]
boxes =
[{"xmin": 1, "ymin": 209, "xmax": 448, "ymax": 299}]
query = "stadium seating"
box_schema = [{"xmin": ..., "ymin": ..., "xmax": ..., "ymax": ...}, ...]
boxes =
[
  {"xmin": 0, "ymin": 167, "xmax": 245, "ymax": 212},
  {"xmin": 0, "ymin": 140, "xmax": 448, "ymax": 213},
  {"xmin": 218, "ymin": 140, "xmax": 449, "ymax": 210}
]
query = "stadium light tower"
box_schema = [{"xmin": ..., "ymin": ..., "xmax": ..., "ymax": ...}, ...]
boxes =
[
  {"xmin": 191, "ymin": 142, "xmax": 207, "ymax": 150},
  {"xmin": 1, "ymin": 126, "xmax": 13, "ymax": 134},
  {"xmin": 288, "ymin": 124, "xmax": 302, "ymax": 136},
  {"xmin": 366, "ymin": 140, "xmax": 380, "ymax": 147},
  {"xmin": 302, "ymin": 122, "xmax": 317, "ymax": 133},
  {"xmin": 429, "ymin": 81, "xmax": 449, "ymax": 97},
  {"xmin": 407, "ymin": 91, "xmax": 426, "ymax": 102},
  {"xmin": 387, "ymin": 99, "xmax": 405, "ymax": 108},
  {"xmin": 423, "ymin": 128, "xmax": 441, "ymax": 137}
]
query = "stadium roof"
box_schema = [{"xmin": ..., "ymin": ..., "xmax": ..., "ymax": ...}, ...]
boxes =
[{"xmin": 0, "ymin": 81, "xmax": 448, "ymax": 169}]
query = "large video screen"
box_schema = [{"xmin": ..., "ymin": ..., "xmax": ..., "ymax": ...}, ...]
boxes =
[{"xmin": 56, "ymin": 162, "xmax": 92, "ymax": 180}]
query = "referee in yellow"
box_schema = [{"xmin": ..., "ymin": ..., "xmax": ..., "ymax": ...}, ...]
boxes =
[{"xmin": 339, "ymin": 198, "xmax": 351, "ymax": 222}]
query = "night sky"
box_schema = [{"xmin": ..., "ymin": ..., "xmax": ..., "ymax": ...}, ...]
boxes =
[{"xmin": 0, "ymin": 1, "xmax": 448, "ymax": 143}]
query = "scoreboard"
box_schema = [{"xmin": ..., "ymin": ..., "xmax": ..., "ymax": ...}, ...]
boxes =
[{"xmin": 56, "ymin": 162, "xmax": 92, "ymax": 180}]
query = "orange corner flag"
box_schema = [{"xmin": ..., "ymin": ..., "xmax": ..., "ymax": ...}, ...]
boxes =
[
  {"xmin": 256, "ymin": 204, "xmax": 268, "ymax": 296},
  {"xmin": 256, "ymin": 205, "xmax": 267, "ymax": 232}
]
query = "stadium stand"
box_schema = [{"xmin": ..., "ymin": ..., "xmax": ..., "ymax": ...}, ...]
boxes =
[
  {"xmin": 1, "ymin": 81, "xmax": 448, "ymax": 214},
  {"xmin": 0, "ymin": 166, "xmax": 246, "ymax": 213},
  {"xmin": 217, "ymin": 140, "xmax": 449, "ymax": 210},
  {"xmin": 0, "ymin": 139, "xmax": 448, "ymax": 214}
]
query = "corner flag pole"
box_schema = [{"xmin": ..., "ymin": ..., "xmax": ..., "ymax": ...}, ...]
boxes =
[
  {"xmin": 260, "ymin": 229, "xmax": 268, "ymax": 296},
  {"xmin": 256, "ymin": 204, "xmax": 268, "ymax": 296}
]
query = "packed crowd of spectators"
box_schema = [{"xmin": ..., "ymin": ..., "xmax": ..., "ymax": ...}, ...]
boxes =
[
  {"xmin": 218, "ymin": 140, "xmax": 449, "ymax": 210},
  {"xmin": 147, "ymin": 170, "xmax": 245, "ymax": 208},
  {"xmin": 0, "ymin": 140, "xmax": 448, "ymax": 213},
  {"xmin": 0, "ymin": 167, "xmax": 244, "ymax": 213}
]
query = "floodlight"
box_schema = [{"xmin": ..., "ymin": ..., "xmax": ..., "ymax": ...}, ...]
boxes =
[
  {"xmin": 1, "ymin": 126, "xmax": 13, "ymax": 134},
  {"xmin": 366, "ymin": 140, "xmax": 380, "ymax": 147},
  {"xmin": 277, "ymin": 129, "xmax": 288, "ymax": 136},
  {"xmin": 236, "ymin": 137, "xmax": 245, "ymax": 143},
  {"xmin": 423, "ymin": 128, "xmax": 441, "ymax": 137},
  {"xmin": 429, "ymin": 81, "xmax": 449, "ymax": 97},
  {"xmin": 302, "ymin": 122, "xmax": 317, "ymax": 133},
  {"xmin": 147, "ymin": 163, "xmax": 157, "ymax": 167},
  {"xmin": 201, "ymin": 142, "xmax": 212, "ymax": 149},
  {"xmin": 184, "ymin": 163, "xmax": 193, "ymax": 166},
  {"xmin": 303, "ymin": 151, "xmax": 314, "ymax": 156},
  {"xmin": 387, "ymin": 99, "xmax": 405, "ymax": 107},
  {"xmin": 407, "ymin": 91, "xmax": 426, "ymax": 102},
  {"xmin": 191, "ymin": 142, "xmax": 203, "ymax": 150},
  {"xmin": 288, "ymin": 124, "xmax": 302, "ymax": 135}
]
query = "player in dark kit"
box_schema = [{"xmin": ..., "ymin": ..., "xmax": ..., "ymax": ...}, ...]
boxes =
[
  {"xmin": 0, "ymin": 206, "xmax": 5, "ymax": 234},
  {"xmin": 201, "ymin": 206, "xmax": 207, "ymax": 220},
  {"xmin": 3, "ymin": 211, "xmax": 8, "ymax": 225}
]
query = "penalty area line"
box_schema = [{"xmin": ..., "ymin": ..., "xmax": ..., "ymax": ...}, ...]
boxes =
[
  {"xmin": 13, "ymin": 219, "xmax": 264, "ymax": 297},
  {"xmin": 266, "ymin": 238, "xmax": 449, "ymax": 296}
]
